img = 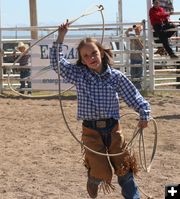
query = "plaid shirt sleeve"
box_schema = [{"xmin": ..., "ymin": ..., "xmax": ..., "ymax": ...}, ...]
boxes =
[
  {"xmin": 50, "ymin": 42, "xmax": 79, "ymax": 84},
  {"xmin": 117, "ymin": 72, "xmax": 151, "ymax": 121},
  {"xmin": 50, "ymin": 42, "xmax": 62, "ymax": 73}
]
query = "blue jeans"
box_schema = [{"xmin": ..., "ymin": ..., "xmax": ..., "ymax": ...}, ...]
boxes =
[
  {"xmin": 153, "ymin": 22, "xmax": 176, "ymax": 56},
  {"xmin": 130, "ymin": 59, "xmax": 143, "ymax": 90},
  {"xmin": 20, "ymin": 69, "xmax": 31, "ymax": 94},
  {"xmin": 118, "ymin": 171, "xmax": 140, "ymax": 199}
]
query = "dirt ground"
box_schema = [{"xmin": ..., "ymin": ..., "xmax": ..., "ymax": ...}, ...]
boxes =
[{"xmin": 0, "ymin": 92, "xmax": 179, "ymax": 199}]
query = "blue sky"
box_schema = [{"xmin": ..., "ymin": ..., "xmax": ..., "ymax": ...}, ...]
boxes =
[{"xmin": 1, "ymin": 0, "xmax": 180, "ymax": 27}]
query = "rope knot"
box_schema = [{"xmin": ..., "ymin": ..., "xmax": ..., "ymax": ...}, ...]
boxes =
[{"xmin": 98, "ymin": 5, "xmax": 104, "ymax": 11}]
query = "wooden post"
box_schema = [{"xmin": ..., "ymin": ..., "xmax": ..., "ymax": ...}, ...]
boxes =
[
  {"xmin": 0, "ymin": 46, "xmax": 3, "ymax": 94},
  {"xmin": 146, "ymin": 0, "xmax": 155, "ymax": 91},
  {"xmin": 118, "ymin": 0, "xmax": 124, "ymax": 71},
  {"xmin": 29, "ymin": 0, "xmax": 38, "ymax": 39},
  {"xmin": 0, "ymin": 0, "xmax": 3, "ymax": 94}
]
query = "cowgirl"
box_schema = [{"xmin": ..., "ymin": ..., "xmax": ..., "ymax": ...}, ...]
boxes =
[{"xmin": 50, "ymin": 21, "xmax": 151, "ymax": 199}]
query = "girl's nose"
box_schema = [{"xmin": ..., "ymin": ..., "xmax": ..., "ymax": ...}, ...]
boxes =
[{"xmin": 91, "ymin": 56, "xmax": 95, "ymax": 60}]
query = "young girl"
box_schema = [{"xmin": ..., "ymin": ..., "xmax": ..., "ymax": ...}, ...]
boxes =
[{"xmin": 50, "ymin": 21, "xmax": 151, "ymax": 199}]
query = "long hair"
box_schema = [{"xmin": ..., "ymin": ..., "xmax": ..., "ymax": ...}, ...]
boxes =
[{"xmin": 76, "ymin": 38, "xmax": 114, "ymax": 67}]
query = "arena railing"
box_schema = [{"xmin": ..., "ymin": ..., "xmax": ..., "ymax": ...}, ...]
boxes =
[{"xmin": 0, "ymin": 20, "xmax": 180, "ymax": 94}]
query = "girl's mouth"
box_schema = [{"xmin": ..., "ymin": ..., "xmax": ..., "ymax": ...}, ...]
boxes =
[{"xmin": 90, "ymin": 61, "xmax": 97, "ymax": 65}]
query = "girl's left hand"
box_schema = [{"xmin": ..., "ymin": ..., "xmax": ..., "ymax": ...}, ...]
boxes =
[{"xmin": 56, "ymin": 19, "xmax": 69, "ymax": 43}]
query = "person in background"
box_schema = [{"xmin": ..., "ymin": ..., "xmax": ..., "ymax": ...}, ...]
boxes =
[
  {"xmin": 125, "ymin": 24, "xmax": 144, "ymax": 90},
  {"xmin": 0, "ymin": 48, "xmax": 4, "ymax": 56},
  {"xmin": 149, "ymin": 0, "xmax": 178, "ymax": 58},
  {"xmin": 159, "ymin": 0, "xmax": 180, "ymax": 89},
  {"xmin": 154, "ymin": 0, "xmax": 174, "ymax": 55},
  {"xmin": 13, "ymin": 42, "xmax": 32, "ymax": 95},
  {"xmin": 50, "ymin": 20, "xmax": 151, "ymax": 199}
]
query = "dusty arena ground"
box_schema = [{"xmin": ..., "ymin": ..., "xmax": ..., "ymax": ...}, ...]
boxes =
[{"xmin": 0, "ymin": 92, "xmax": 179, "ymax": 199}]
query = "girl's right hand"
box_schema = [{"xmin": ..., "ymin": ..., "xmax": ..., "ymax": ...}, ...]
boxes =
[
  {"xmin": 128, "ymin": 27, "xmax": 133, "ymax": 31},
  {"xmin": 56, "ymin": 20, "xmax": 69, "ymax": 43}
]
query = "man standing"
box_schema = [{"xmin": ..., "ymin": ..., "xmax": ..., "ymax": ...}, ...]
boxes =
[{"xmin": 125, "ymin": 24, "xmax": 144, "ymax": 90}]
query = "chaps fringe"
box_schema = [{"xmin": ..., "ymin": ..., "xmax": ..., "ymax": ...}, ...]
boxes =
[{"xmin": 99, "ymin": 181, "xmax": 115, "ymax": 195}]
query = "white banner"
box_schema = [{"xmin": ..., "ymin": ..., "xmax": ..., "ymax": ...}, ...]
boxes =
[
  {"xmin": 31, "ymin": 38, "xmax": 81, "ymax": 91},
  {"xmin": 31, "ymin": 37, "xmax": 114, "ymax": 91}
]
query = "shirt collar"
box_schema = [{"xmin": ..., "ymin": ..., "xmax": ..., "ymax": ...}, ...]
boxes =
[
  {"xmin": 90, "ymin": 64, "xmax": 111, "ymax": 76},
  {"xmin": 83, "ymin": 65, "xmax": 112, "ymax": 83}
]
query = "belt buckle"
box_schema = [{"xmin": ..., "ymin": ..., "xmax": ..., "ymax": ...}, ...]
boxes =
[{"xmin": 96, "ymin": 120, "xmax": 106, "ymax": 128}]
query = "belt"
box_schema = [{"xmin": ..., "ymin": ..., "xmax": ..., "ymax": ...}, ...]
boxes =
[{"xmin": 83, "ymin": 118, "xmax": 118, "ymax": 129}]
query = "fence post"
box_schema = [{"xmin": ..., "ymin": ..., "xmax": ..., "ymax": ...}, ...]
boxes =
[
  {"xmin": 146, "ymin": 0, "xmax": 155, "ymax": 91},
  {"xmin": 0, "ymin": 3, "xmax": 3, "ymax": 94},
  {"xmin": 142, "ymin": 19, "xmax": 148, "ymax": 90},
  {"xmin": 0, "ymin": 48, "xmax": 2, "ymax": 94}
]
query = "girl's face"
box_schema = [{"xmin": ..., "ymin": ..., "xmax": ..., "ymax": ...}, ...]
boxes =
[{"xmin": 79, "ymin": 42, "xmax": 103, "ymax": 73}]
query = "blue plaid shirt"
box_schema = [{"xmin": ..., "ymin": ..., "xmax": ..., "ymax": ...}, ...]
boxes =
[{"xmin": 50, "ymin": 42, "xmax": 151, "ymax": 121}]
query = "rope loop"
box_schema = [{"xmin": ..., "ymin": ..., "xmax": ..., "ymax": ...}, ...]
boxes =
[{"xmin": 6, "ymin": 4, "xmax": 104, "ymax": 98}]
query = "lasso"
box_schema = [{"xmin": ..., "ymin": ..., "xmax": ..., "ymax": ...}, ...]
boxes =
[
  {"xmin": 52, "ymin": 5, "xmax": 157, "ymax": 170},
  {"xmin": 53, "ymin": 7, "xmax": 157, "ymax": 198},
  {"xmin": 6, "ymin": 5, "xmax": 157, "ymax": 198}
]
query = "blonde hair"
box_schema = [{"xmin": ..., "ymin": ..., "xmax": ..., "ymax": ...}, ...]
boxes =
[
  {"xmin": 76, "ymin": 38, "xmax": 113, "ymax": 66},
  {"xmin": 133, "ymin": 24, "xmax": 143, "ymax": 32}
]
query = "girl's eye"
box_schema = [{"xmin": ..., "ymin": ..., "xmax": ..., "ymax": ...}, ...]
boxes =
[
  {"xmin": 83, "ymin": 55, "xmax": 88, "ymax": 59},
  {"xmin": 82, "ymin": 51, "xmax": 98, "ymax": 60},
  {"xmin": 93, "ymin": 51, "xmax": 97, "ymax": 56}
]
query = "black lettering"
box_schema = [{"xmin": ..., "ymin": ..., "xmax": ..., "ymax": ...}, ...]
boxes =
[{"xmin": 40, "ymin": 45, "xmax": 49, "ymax": 59}]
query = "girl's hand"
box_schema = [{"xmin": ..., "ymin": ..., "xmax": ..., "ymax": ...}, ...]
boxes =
[
  {"xmin": 56, "ymin": 20, "xmax": 69, "ymax": 43},
  {"xmin": 138, "ymin": 120, "xmax": 148, "ymax": 129},
  {"xmin": 128, "ymin": 27, "xmax": 133, "ymax": 31}
]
